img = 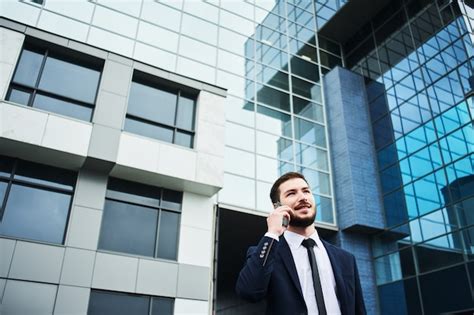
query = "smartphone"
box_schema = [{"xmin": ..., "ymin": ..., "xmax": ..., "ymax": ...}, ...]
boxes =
[{"xmin": 273, "ymin": 201, "xmax": 289, "ymax": 227}]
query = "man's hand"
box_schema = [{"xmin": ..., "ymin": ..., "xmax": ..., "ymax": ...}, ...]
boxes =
[{"xmin": 267, "ymin": 205, "xmax": 292, "ymax": 236}]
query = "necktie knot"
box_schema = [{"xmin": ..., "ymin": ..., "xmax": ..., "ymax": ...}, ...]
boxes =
[{"xmin": 302, "ymin": 238, "xmax": 316, "ymax": 249}]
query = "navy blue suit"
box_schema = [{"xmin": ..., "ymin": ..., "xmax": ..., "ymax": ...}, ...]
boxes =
[{"xmin": 236, "ymin": 235, "xmax": 366, "ymax": 315}]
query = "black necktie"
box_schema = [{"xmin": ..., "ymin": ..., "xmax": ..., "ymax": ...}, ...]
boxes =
[{"xmin": 301, "ymin": 238, "xmax": 327, "ymax": 315}]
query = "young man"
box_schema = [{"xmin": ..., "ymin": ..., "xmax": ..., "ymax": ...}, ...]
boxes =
[{"xmin": 236, "ymin": 172, "xmax": 366, "ymax": 315}]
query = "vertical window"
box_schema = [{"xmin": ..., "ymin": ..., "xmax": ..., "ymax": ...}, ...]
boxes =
[
  {"xmin": 7, "ymin": 40, "xmax": 103, "ymax": 122},
  {"xmin": 0, "ymin": 155, "xmax": 76, "ymax": 244},
  {"xmin": 98, "ymin": 178, "xmax": 182, "ymax": 260},
  {"xmin": 88, "ymin": 290, "xmax": 174, "ymax": 315},
  {"xmin": 125, "ymin": 71, "xmax": 197, "ymax": 148}
]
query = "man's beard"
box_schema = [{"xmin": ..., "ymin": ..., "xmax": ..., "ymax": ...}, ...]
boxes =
[{"xmin": 289, "ymin": 203, "xmax": 316, "ymax": 227}]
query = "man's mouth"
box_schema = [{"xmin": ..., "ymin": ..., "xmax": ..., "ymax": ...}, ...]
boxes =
[{"xmin": 294, "ymin": 203, "xmax": 312, "ymax": 211}]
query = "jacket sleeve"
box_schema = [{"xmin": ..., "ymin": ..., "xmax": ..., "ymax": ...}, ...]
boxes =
[{"xmin": 235, "ymin": 236, "xmax": 279, "ymax": 302}]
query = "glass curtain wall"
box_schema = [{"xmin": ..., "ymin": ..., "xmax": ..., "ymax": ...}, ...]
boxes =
[{"xmin": 345, "ymin": 0, "xmax": 473, "ymax": 313}]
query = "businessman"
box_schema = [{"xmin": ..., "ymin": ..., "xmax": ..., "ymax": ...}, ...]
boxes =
[{"xmin": 236, "ymin": 172, "xmax": 366, "ymax": 315}]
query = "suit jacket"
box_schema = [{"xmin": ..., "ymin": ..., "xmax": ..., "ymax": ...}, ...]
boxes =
[{"xmin": 236, "ymin": 235, "xmax": 366, "ymax": 315}]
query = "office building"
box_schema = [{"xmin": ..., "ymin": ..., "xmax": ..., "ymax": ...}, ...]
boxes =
[{"xmin": 0, "ymin": 0, "xmax": 472, "ymax": 314}]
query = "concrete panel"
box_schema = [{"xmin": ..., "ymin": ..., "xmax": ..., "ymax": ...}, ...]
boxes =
[
  {"xmin": 197, "ymin": 91, "xmax": 226, "ymax": 126},
  {"xmin": 25, "ymin": 27, "xmax": 69, "ymax": 47},
  {"xmin": 136, "ymin": 259, "xmax": 178, "ymax": 297},
  {"xmin": 66, "ymin": 206, "xmax": 102, "ymax": 250},
  {"xmin": 178, "ymin": 226, "xmax": 212, "ymax": 267},
  {"xmin": 99, "ymin": 60, "xmax": 133, "ymax": 97},
  {"xmin": 177, "ymin": 264, "xmax": 210, "ymax": 301},
  {"xmin": 218, "ymin": 173, "xmax": 255, "ymax": 210},
  {"xmin": 87, "ymin": 124, "xmax": 121, "ymax": 162},
  {"xmin": 195, "ymin": 152, "xmax": 224, "ymax": 188},
  {"xmin": 68, "ymin": 40, "xmax": 108, "ymax": 59},
  {"xmin": 42, "ymin": 114, "xmax": 92, "ymax": 156},
  {"xmin": 73, "ymin": 170, "xmax": 108, "ymax": 210},
  {"xmin": 93, "ymin": 90, "xmax": 128, "ymax": 129},
  {"xmin": 2, "ymin": 2, "xmax": 40, "ymax": 28},
  {"xmin": 0, "ymin": 238, "xmax": 16, "ymax": 277},
  {"xmin": 108, "ymin": 53, "xmax": 133, "ymax": 66},
  {"xmin": 9, "ymin": 241, "xmax": 64, "ymax": 283},
  {"xmin": 37, "ymin": 10, "xmax": 89, "ymax": 42},
  {"xmin": 116, "ymin": 133, "xmax": 160, "ymax": 173},
  {"xmin": 174, "ymin": 299, "xmax": 209, "ymax": 315},
  {"xmin": 195, "ymin": 121, "xmax": 225, "ymax": 157},
  {"xmin": 2, "ymin": 280, "xmax": 57, "ymax": 315},
  {"xmin": 0, "ymin": 63, "xmax": 14, "ymax": 100},
  {"xmin": 54, "ymin": 285, "xmax": 90, "ymax": 315},
  {"xmin": 60, "ymin": 247, "xmax": 96, "ymax": 287},
  {"xmin": 181, "ymin": 192, "xmax": 215, "ymax": 231},
  {"xmin": 92, "ymin": 252, "xmax": 138, "ymax": 292},
  {"xmin": 1, "ymin": 103, "xmax": 48, "ymax": 145},
  {"xmin": 157, "ymin": 143, "xmax": 196, "ymax": 181},
  {"xmin": 0, "ymin": 27, "xmax": 24, "ymax": 65}
]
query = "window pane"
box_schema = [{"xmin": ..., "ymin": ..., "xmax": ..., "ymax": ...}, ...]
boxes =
[
  {"xmin": 0, "ymin": 156, "xmax": 14, "ymax": 177},
  {"xmin": 12, "ymin": 49, "xmax": 43, "ymax": 87},
  {"xmin": 151, "ymin": 297, "xmax": 174, "ymax": 315},
  {"xmin": 294, "ymin": 117, "xmax": 326, "ymax": 147},
  {"xmin": 0, "ymin": 184, "xmax": 71, "ymax": 244},
  {"xmin": 88, "ymin": 290, "xmax": 149, "ymax": 315},
  {"xmin": 157, "ymin": 211, "xmax": 179, "ymax": 260},
  {"xmin": 8, "ymin": 88, "xmax": 31, "ymax": 105},
  {"xmin": 33, "ymin": 94, "xmax": 93, "ymax": 121},
  {"xmin": 256, "ymin": 83, "xmax": 291, "ymax": 112},
  {"xmin": 291, "ymin": 76, "xmax": 321, "ymax": 102},
  {"xmin": 176, "ymin": 94, "xmax": 195, "ymax": 130},
  {"xmin": 293, "ymin": 96, "xmax": 324, "ymax": 123},
  {"xmin": 290, "ymin": 57, "xmax": 319, "ymax": 82},
  {"xmin": 14, "ymin": 160, "xmax": 76, "ymax": 191},
  {"xmin": 256, "ymin": 105, "xmax": 292, "ymax": 137},
  {"xmin": 296, "ymin": 143, "xmax": 328, "ymax": 171},
  {"xmin": 0, "ymin": 181, "xmax": 7, "ymax": 208},
  {"xmin": 174, "ymin": 131, "xmax": 193, "ymax": 148},
  {"xmin": 161, "ymin": 189, "xmax": 182, "ymax": 211},
  {"xmin": 106, "ymin": 178, "xmax": 160, "ymax": 208},
  {"xmin": 38, "ymin": 56, "xmax": 100, "ymax": 104},
  {"xmin": 124, "ymin": 118, "xmax": 174, "ymax": 143},
  {"xmin": 128, "ymin": 82, "xmax": 177, "ymax": 126},
  {"xmin": 99, "ymin": 200, "xmax": 158, "ymax": 257}
]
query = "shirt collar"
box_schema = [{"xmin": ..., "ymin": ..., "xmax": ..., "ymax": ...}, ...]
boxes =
[{"xmin": 284, "ymin": 229, "xmax": 322, "ymax": 250}]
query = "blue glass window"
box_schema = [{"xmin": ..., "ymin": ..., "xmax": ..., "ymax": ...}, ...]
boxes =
[
  {"xmin": 0, "ymin": 156, "xmax": 76, "ymax": 244},
  {"xmin": 98, "ymin": 178, "xmax": 182, "ymax": 260},
  {"xmin": 88, "ymin": 290, "xmax": 174, "ymax": 315},
  {"xmin": 7, "ymin": 42, "xmax": 102, "ymax": 122},
  {"xmin": 125, "ymin": 72, "xmax": 197, "ymax": 148}
]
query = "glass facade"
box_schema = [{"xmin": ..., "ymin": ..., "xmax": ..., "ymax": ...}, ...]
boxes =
[{"xmin": 345, "ymin": 1, "xmax": 473, "ymax": 313}]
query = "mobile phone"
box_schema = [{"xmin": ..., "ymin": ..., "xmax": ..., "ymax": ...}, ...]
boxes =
[{"xmin": 273, "ymin": 201, "xmax": 289, "ymax": 227}]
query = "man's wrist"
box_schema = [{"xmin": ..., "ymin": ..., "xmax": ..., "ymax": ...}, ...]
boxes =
[{"xmin": 265, "ymin": 232, "xmax": 279, "ymax": 240}]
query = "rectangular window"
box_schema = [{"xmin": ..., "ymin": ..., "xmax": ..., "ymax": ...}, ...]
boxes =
[
  {"xmin": 0, "ymin": 155, "xmax": 76, "ymax": 244},
  {"xmin": 98, "ymin": 178, "xmax": 182, "ymax": 260},
  {"xmin": 125, "ymin": 71, "xmax": 197, "ymax": 148},
  {"xmin": 6, "ymin": 39, "xmax": 103, "ymax": 122},
  {"xmin": 88, "ymin": 290, "xmax": 174, "ymax": 315}
]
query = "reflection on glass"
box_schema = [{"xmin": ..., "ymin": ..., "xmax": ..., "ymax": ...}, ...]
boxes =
[
  {"xmin": 39, "ymin": 56, "xmax": 100, "ymax": 104},
  {"xmin": 176, "ymin": 94, "xmax": 195, "ymax": 130},
  {"xmin": 256, "ymin": 83, "xmax": 290, "ymax": 111},
  {"xmin": 128, "ymin": 82, "xmax": 177, "ymax": 126},
  {"xmin": 8, "ymin": 88, "xmax": 30, "ymax": 105},
  {"xmin": 294, "ymin": 117, "xmax": 326, "ymax": 147},
  {"xmin": 295, "ymin": 142, "xmax": 328, "ymax": 171},
  {"xmin": 151, "ymin": 297, "xmax": 174, "ymax": 315},
  {"xmin": 99, "ymin": 200, "xmax": 158, "ymax": 257},
  {"xmin": 293, "ymin": 96, "xmax": 324, "ymax": 123},
  {"xmin": 256, "ymin": 131, "xmax": 293, "ymax": 161},
  {"xmin": 12, "ymin": 49, "xmax": 43, "ymax": 87},
  {"xmin": 157, "ymin": 211, "xmax": 179, "ymax": 260},
  {"xmin": 315, "ymin": 194, "xmax": 333, "ymax": 223},
  {"xmin": 33, "ymin": 94, "xmax": 93, "ymax": 121},
  {"xmin": 291, "ymin": 56, "xmax": 319, "ymax": 82},
  {"xmin": 14, "ymin": 160, "xmax": 76, "ymax": 191},
  {"xmin": 124, "ymin": 118, "xmax": 174, "ymax": 143},
  {"xmin": 88, "ymin": 290, "xmax": 149, "ymax": 315},
  {"xmin": 300, "ymin": 167, "xmax": 331, "ymax": 195},
  {"xmin": 374, "ymin": 252, "xmax": 402, "ymax": 285},
  {"xmin": 291, "ymin": 76, "xmax": 321, "ymax": 102},
  {"xmin": 289, "ymin": 38, "xmax": 318, "ymax": 62},
  {"xmin": 256, "ymin": 64, "xmax": 289, "ymax": 90},
  {"xmin": 256, "ymin": 105, "xmax": 292, "ymax": 137},
  {"xmin": 0, "ymin": 184, "xmax": 71, "ymax": 244}
]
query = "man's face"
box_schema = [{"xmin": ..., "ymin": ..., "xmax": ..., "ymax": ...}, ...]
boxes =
[{"xmin": 278, "ymin": 177, "xmax": 316, "ymax": 227}]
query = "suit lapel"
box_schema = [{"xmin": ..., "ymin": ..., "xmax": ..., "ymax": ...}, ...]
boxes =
[{"xmin": 278, "ymin": 236, "xmax": 304, "ymax": 298}]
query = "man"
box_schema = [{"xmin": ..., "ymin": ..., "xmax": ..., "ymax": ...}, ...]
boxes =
[{"xmin": 236, "ymin": 172, "xmax": 366, "ymax": 315}]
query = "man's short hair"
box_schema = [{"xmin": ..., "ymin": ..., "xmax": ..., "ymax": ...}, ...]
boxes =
[{"xmin": 269, "ymin": 172, "xmax": 308, "ymax": 204}]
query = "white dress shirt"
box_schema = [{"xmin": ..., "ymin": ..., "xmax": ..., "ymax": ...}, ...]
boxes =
[{"xmin": 283, "ymin": 230, "xmax": 342, "ymax": 315}]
